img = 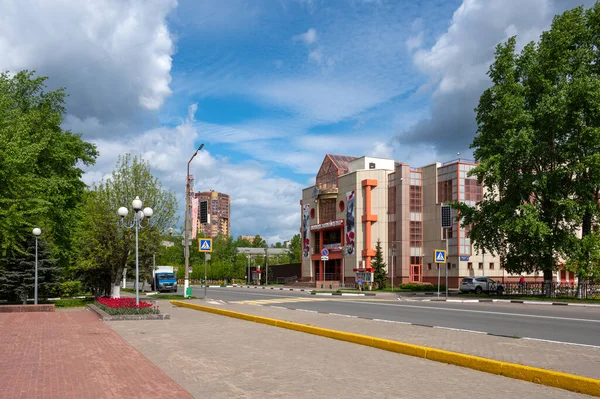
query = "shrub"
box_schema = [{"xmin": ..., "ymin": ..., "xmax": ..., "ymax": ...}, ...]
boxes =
[{"xmin": 57, "ymin": 280, "xmax": 82, "ymax": 297}]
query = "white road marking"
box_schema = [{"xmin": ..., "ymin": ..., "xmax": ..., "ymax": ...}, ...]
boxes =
[
  {"xmin": 433, "ymin": 326, "xmax": 487, "ymax": 334},
  {"xmin": 522, "ymin": 337, "xmax": 600, "ymax": 349},
  {"xmin": 343, "ymin": 300, "xmax": 600, "ymax": 323},
  {"xmin": 329, "ymin": 313, "xmax": 358, "ymax": 318},
  {"xmin": 372, "ymin": 319, "xmax": 412, "ymax": 325},
  {"xmin": 296, "ymin": 309, "xmax": 318, "ymax": 313}
]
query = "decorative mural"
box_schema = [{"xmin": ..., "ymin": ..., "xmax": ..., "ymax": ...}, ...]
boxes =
[
  {"xmin": 345, "ymin": 191, "xmax": 355, "ymax": 255},
  {"xmin": 302, "ymin": 204, "xmax": 310, "ymax": 258}
]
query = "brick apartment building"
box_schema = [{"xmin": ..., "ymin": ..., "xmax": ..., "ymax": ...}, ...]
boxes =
[
  {"xmin": 194, "ymin": 190, "xmax": 230, "ymax": 238},
  {"xmin": 300, "ymin": 154, "xmax": 575, "ymax": 289}
]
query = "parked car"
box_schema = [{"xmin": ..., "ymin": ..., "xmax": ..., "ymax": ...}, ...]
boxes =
[{"xmin": 460, "ymin": 277, "xmax": 504, "ymax": 295}]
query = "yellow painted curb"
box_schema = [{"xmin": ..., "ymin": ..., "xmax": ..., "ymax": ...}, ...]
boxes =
[{"xmin": 171, "ymin": 300, "xmax": 600, "ymax": 396}]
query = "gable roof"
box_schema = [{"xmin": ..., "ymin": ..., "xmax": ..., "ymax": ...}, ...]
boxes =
[{"xmin": 327, "ymin": 154, "xmax": 358, "ymax": 175}]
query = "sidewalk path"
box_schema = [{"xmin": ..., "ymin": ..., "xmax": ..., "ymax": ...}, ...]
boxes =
[
  {"xmin": 187, "ymin": 299, "xmax": 600, "ymax": 380},
  {"xmin": 109, "ymin": 301, "xmax": 592, "ymax": 398},
  {"xmin": 0, "ymin": 309, "xmax": 192, "ymax": 399}
]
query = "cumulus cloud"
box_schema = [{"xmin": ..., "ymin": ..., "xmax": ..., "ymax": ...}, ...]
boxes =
[
  {"xmin": 395, "ymin": 0, "xmax": 597, "ymax": 161},
  {"xmin": 0, "ymin": 0, "xmax": 176, "ymax": 126},
  {"xmin": 81, "ymin": 105, "xmax": 303, "ymax": 240}
]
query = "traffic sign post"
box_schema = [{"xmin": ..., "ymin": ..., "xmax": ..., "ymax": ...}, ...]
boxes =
[
  {"xmin": 320, "ymin": 249, "xmax": 329, "ymax": 281},
  {"xmin": 198, "ymin": 238, "xmax": 212, "ymax": 299},
  {"xmin": 434, "ymin": 249, "xmax": 446, "ymax": 299}
]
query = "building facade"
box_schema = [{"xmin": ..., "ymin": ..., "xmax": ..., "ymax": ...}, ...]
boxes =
[
  {"xmin": 300, "ymin": 154, "xmax": 575, "ymax": 288},
  {"xmin": 194, "ymin": 190, "xmax": 230, "ymax": 238}
]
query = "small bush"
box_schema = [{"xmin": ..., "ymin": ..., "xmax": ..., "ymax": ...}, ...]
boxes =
[{"xmin": 56, "ymin": 280, "xmax": 82, "ymax": 297}]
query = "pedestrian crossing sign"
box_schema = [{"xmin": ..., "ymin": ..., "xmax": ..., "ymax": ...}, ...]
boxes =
[
  {"xmin": 199, "ymin": 238, "xmax": 212, "ymax": 253},
  {"xmin": 434, "ymin": 249, "xmax": 446, "ymax": 264}
]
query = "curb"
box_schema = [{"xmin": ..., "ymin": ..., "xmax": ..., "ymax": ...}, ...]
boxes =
[
  {"xmin": 171, "ymin": 300, "xmax": 600, "ymax": 397},
  {"xmin": 422, "ymin": 298, "xmax": 600, "ymax": 308},
  {"xmin": 87, "ymin": 304, "xmax": 170, "ymax": 321}
]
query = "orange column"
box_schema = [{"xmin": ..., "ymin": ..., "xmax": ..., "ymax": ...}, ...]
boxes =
[{"xmin": 361, "ymin": 179, "xmax": 378, "ymax": 268}]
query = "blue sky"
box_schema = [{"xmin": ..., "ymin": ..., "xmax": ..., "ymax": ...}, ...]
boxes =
[{"xmin": 1, "ymin": 0, "xmax": 594, "ymax": 243}]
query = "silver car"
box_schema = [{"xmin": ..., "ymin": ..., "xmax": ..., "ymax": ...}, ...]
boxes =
[{"xmin": 460, "ymin": 277, "xmax": 504, "ymax": 295}]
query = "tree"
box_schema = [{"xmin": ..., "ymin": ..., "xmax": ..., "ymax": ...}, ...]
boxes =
[
  {"xmin": 72, "ymin": 154, "xmax": 177, "ymax": 296},
  {"xmin": 252, "ymin": 235, "xmax": 266, "ymax": 248},
  {"xmin": 371, "ymin": 240, "xmax": 387, "ymax": 290},
  {"xmin": 455, "ymin": 3, "xmax": 600, "ymax": 284},
  {"xmin": 0, "ymin": 70, "xmax": 97, "ymax": 262},
  {"xmin": 0, "ymin": 237, "xmax": 59, "ymax": 303},
  {"xmin": 287, "ymin": 234, "xmax": 301, "ymax": 263}
]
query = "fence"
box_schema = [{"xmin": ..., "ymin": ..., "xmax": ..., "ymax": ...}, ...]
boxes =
[{"xmin": 502, "ymin": 282, "xmax": 600, "ymax": 298}]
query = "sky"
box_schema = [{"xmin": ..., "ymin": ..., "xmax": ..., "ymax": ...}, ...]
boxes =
[{"xmin": 0, "ymin": 0, "xmax": 595, "ymax": 244}]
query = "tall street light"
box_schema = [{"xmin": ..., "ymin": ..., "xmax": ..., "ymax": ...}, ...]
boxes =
[
  {"xmin": 118, "ymin": 196, "xmax": 153, "ymax": 306},
  {"xmin": 185, "ymin": 144, "xmax": 204, "ymax": 298},
  {"xmin": 32, "ymin": 228, "xmax": 41, "ymax": 305}
]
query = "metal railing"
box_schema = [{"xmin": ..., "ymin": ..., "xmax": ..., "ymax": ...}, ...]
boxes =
[
  {"xmin": 316, "ymin": 273, "xmax": 340, "ymax": 281},
  {"xmin": 502, "ymin": 282, "xmax": 600, "ymax": 298}
]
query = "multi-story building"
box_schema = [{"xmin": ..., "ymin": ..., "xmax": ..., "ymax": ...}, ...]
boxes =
[
  {"xmin": 300, "ymin": 154, "xmax": 574, "ymax": 288},
  {"xmin": 238, "ymin": 235, "xmax": 260, "ymax": 244},
  {"xmin": 194, "ymin": 190, "xmax": 230, "ymax": 238}
]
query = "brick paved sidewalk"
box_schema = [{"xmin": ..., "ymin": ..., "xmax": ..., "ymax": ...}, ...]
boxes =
[
  {"xmin": 0, "ymin": 309, "xmax": 192, "ymax": 399},
  {"xmin": 186, "ymin": 299, "xmax": 600, "ymax": 380}
]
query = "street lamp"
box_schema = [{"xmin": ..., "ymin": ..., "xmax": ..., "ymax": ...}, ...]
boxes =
[
  {"xmin": 118, "ymin": 196, "xmax": 153, "ymax": 306},
  {"xmin": 32, "ymin": 228, "xmax": 41, "ymax": 305},
  {"xmin": 184, "ymin": 144, "xmax": 204, "ymax": 298}
]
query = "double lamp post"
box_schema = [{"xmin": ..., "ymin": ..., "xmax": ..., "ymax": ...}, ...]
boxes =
[{"xmin": 118, "ymin": 196, "xmax": 153, "ymax": 306}]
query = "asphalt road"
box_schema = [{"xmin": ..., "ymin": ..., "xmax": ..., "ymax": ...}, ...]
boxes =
[{"xmin": 185, "ymin": 286, "xmax": 600, "ymax": 347}]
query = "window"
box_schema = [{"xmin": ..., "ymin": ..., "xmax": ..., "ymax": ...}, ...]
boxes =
[
  {"xmin": 338, "ymin": 200, "xmax": 345, "ymax": 212},
  {"xmin": 428, "ymin": 263, "xmax": 432, "ymax": 270},
  {"xmin": 369, "ymin": 162, "xmax": 376, "ymax": 169},
  {"xmin": 478, "ymin": 262, "xmax": 483, "ymax": 270},
  {"xmin": 467, "ymin": 262, "xmax": 473, "ymax": 270},
  {"xmin": 451, "ymin": 263, "xmax": 456, "ymax": 269},
  {"xmin": 489, "ymin": 262, "xmax": 495, "ymax": 270},
  {"xmin": 310, "ymin": 208, "xmax": 315, "ymax": 219}
]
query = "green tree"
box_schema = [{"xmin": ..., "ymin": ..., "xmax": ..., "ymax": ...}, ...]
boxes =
[
  {"xmin": 72, "ymin": 154, "xmax": 177, "ymax": 296},
  {"xmin": 0, "ymin": 70, "xmax": 97, "ymax": 262},
  {"xmin": 288, "ymin": 234, "xmax": 301, "ymax": 263},
  {"xmin": 0, "ymin": 237, "xmax": 59, "ymax": 303},
  {"xmin": 371, "ymin": 240, "xmax": 387, "ymax": 290},
  {"xmin": 252, "ymin": 235, "xmax": 266, "ymax": 248},
  {"xmin": 455, "ymin": 4, "xmax": 600, "ymax": 284}
]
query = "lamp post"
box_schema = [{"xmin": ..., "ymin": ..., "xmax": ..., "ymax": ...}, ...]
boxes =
[
  {"xmin": 32, "ymin": 228, "xmax": 41, "ymax": 305},
  {"xmin": 118, "ymin": 196, "xmax": 153, "ymax": 306},
  {"xmin": 185, "ymin": 144, "xmax": 204, "ymax": 298}
]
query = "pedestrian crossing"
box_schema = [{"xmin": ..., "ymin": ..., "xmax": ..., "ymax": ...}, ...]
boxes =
[{"xmin": 230, "ymin": 297, "xmax": 332, "ymax": 306}]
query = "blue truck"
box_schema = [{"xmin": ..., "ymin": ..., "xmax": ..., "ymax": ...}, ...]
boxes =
[{"xmin": 151, "ymin": 265, "xmax": 178, "ymax": 293}]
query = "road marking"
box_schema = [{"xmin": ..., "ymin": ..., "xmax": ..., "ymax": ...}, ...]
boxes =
[
  {"xmin": 329, "ymin": 313, "xmax": 358, "ymax": 318},
  {"xmin": 372, "ymin": 319, "xmax": 412, "ymax": 325},
  {"xmin": 521, "ymin": 337, "xmax": 600, "ymax": 349},
  {"xmin": 296, "ymin": 309, "xmax": 318, "ymax": 313},
  {"xmin": 230, "ymin": 297, "xmax": 331, "ymax": 306},
  {"xmin": 343, "ymin": 300, "xmax": 600, "ymax": 323},
  {"xmin": 433, "ymin": 326, "xmax": 487, "ymax": 334}
]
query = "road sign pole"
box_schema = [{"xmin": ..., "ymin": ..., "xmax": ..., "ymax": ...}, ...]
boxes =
[
  {"xmin": 445, "ymin": 237, "xmax": 449, "ymax": 299},
  {"xmin": 203, "ymin": 254, "xmax": 207, "ymax": 299}
]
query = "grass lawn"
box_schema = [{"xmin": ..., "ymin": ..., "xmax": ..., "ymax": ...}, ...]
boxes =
[{"xmin": 52, "ymin": 297, "xmax": 95, "ymax": 307}]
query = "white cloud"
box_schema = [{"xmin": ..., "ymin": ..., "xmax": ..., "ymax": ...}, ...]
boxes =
[
  {"xmin": 81, "ymin": 106, "xmax": 303, "ymax": 240},
  {"xmin": 397, "ymin": 0, "xmax": 598, "ymax": 161},
  {"xmin": 0, "ymin": 0, "xmax": 176, "ymax": 125},
  {"xmin": 294, "ymin": 28, "xmax": 318, "ymax": 45},
  {"xmin": 406, "ymin": 32, "xmax": 424, "ymax": 51}
]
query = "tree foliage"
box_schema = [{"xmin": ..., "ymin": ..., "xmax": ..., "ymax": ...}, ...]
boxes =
[
  {"xmin": 0, "ymin": 237, "xmax": 59, "ymax": 303},
  {"xmin": 371, "ymin": 239, "xmax": 387, "ymax": 289},
  {"xmin": 455, "ymin": 3, "xmax": 600, "ymax": 282},
  {"xmin": 72, "ymin": 154, "xmax": 177, "ymax": 296},
  {"xmin": 0, "ymin": 70, "xmax": 97, "ymax": 261}
]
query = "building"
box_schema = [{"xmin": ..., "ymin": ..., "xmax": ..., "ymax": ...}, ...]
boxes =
[
  {"xmin": 238, "ymin": 235, "xmax": 258, "ymax": 244},
  {"xmin": 300, "ymin": 154, "xmax": 574, "ymax": 288},
  {"xmin": 194, "ymin": 190, "xmax": 230, "ymax": 238}
]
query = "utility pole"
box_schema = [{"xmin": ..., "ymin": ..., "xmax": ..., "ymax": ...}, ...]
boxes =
[{"xmin": 184, "ymin": 144, "xmax": 204, "ymax": 298}]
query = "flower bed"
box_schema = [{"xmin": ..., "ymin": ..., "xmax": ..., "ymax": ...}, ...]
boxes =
[{"xmin": 95, "ymin": 297, "xmax": 160, "ymax": 315}]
